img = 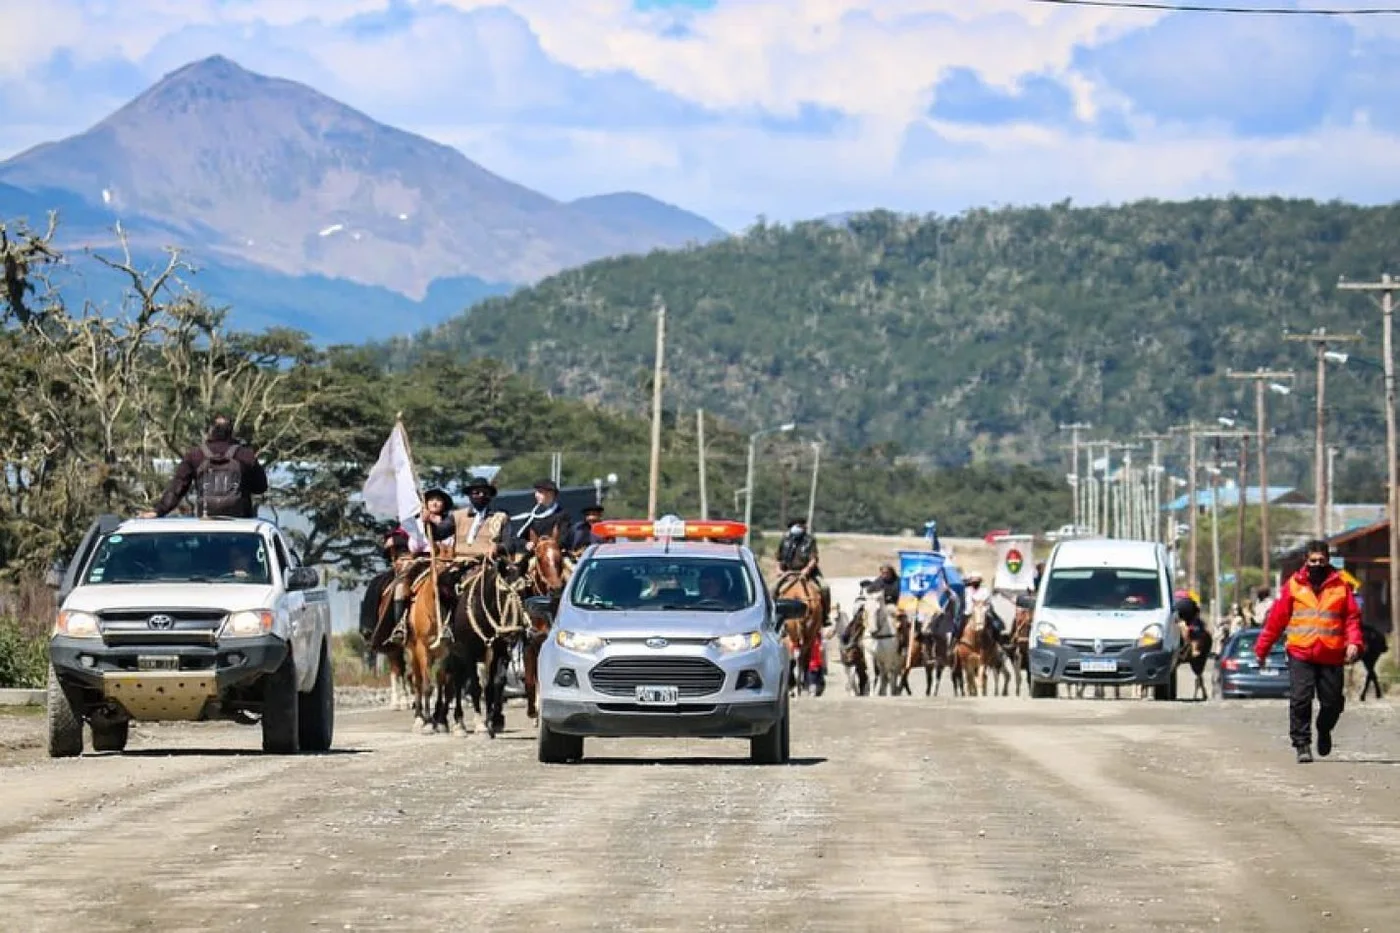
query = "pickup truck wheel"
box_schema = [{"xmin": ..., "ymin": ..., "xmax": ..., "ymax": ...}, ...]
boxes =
[
  {"xmin": 537, "ymin": 721, "xmax": 582, "ymax": 763},
  {"xmin": 297, "ymin": 640, "xmax": 335, "ymax": 752},
  {"xmin": 90, "ymin": 720, "xmax": 129, "ymax": 753},
  {"xmin": 261, "ymin": 651, "xmax": 300, "ymax": 754},
  {"xmin": 750, "ymin": 696, "xmax": 789, "ymax": 765},
  {"xmin": 46, "ymin": 665, "xmax": 84, "ymax": 758}
]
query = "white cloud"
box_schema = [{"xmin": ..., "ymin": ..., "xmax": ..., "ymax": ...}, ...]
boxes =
[{"xmin": 0, "ymin": 0, "xmax": 1397, "ymax": 229}]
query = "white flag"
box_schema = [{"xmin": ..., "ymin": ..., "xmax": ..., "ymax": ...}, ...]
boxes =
[
  {"xmin": 993, "ymin": 534, "xmax": 1037, "ymax": 592},
  {"xmin": 362, "ymin": 422, "xmax": 427, "ymax": 550}
]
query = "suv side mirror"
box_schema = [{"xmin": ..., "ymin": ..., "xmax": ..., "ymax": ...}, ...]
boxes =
[
  {"xmin": 774, "ymin": 598, "xmax": 807, "ymax": 622},
  {"xmin": 286, "ymin": 566, "xmax": 320, "ymax": 591},
  {"xmin": 524, "ymin": 595, "xmax": 555, "ymax": 624}
]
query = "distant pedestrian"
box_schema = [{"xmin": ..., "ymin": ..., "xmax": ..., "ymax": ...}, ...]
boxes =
[{"xmin": 1256, "ymin": 539, "xmax": 1363, "ymax": 763}]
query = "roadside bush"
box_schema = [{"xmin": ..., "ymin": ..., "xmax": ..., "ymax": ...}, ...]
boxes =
[{"xmin": 0, "ymin": 618, "xmax": 47, "ymax": 688}]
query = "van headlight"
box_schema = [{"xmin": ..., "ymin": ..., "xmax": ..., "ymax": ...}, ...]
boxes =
[
  {"xmin": 1034, "ymin": 622, "xmax": 1059, "ymax": 646},
  {"xmin": 713, "ymin": 631, "xmax": 762, "ymax": 653},
  {"xmin": 54, "ymin": 610, "xmax": 100, "ymax": 639},
  {"xmin": 555, "ymin": 629, "xmax": 605, "ymax": 654},
  {"xmin": 221, "ymin": 610, "xmax": 275, "ymax": 638},
  {"xmin": 1138, "ymin": 623, "xmax": 1164, "ymax": 647}
]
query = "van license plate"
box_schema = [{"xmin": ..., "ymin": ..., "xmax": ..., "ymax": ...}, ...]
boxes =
[
  {"xmin": 138, "ymin": 655, "xmax": 179, "ymax": 671},
  {"xmin": 1080, "ymin": 658, "xmax": 1118, "ymax": 673},
  {"xmin": 635, "ymin": 685, "xmax": 679, "ymax": 705}
]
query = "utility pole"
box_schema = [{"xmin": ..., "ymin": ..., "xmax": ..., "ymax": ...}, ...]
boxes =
[
  {"xmin": 1193, "ymin": 429, "xmax": 1250, "ymax": 610},
  {"xmin": 1110, "ymin": 443, "xmax": 1142, "ymax": 539},
  {"xmin": 647, "ymin": 301, "xmax": 666, "ymax": 520},
  {"xmin": 1286, "ymin": 327, "xmax": 1362, "ymax": 537},
  {"xmin": 1326, "ymin": 444, "xmax": 1337, "ymax": 537},
  {"xmin": 1227, "ymin": 368, "xmax": 1296, "ymax": 588},
  {"xmin": 1139, "ymin": 433, "xmax": 1174, "ymax": 544},
  {"xmin": 1236, "ymin": 433, "xmax": 1249, "ymax": 610},
  {"xmin": 806, "ymin": 440, "xmax": 821, "ymax": 529},
  {"xmin": 1060, "ymin": 422, "xmax": 1092, "ymax": 529},
  {"xmin": 1169, "ymin": 424, "xmax": 1202, "ymax": 594},
  {"xmin": 696, "ymin": 408, "xmax": 709, "ymax": 520},
  {"xmin": 1338, "ymin": 273, "xmax": 1399, "ymax": 664}
]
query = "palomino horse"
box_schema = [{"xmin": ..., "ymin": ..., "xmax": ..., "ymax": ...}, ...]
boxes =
[
  {"xmin": 775, "ymin": 571, "xmax": 824, "ymax": 697},
  {"xmin": 833, "ymin": 606, "xmax": 868, "ymax": 696},
  {"xmin": 519, "ymin": 534, "xmax": 567, "ymax": 722},
  {"xmin": 1007, "ymin": 602, "xmax": 1034, "ymax": 697},
  {"xmin": 358, "ymin": 568, "xmax": 410, "ymax": 711},
  {"xmin": 853, "ymin": 591, "xmax": 900, "ymax": 696},
  {"xmin": 442, "ymin": 560, "xmax": 528, "ymax": 737}
]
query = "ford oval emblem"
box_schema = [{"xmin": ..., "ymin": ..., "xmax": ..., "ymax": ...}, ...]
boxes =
[
  {"xmin": 646, "ymin": 637, "xmax": 668, "ymax": 649},
  {"xmin": 148, "ymin": 614, "xmax": 176, "ymax": 630}
]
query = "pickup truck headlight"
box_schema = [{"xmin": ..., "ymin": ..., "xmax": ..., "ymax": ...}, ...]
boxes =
[
  {"xmin": 1034, "ymin": 621, "xmax": 1059, "ymax": 646},
  {"xmin": 220, "ymin": 610, "xmax": 274, "ymax": 638},
  {"xmin": 555, "ymin": 629, "xmax": 605, "ymax": 654},
  {"xmin": 713, "ymin": 631, "xmax": 762, "ymax": 653},
  {"xmin": 1138, "ymin": 623, "xmax": 1164, "ymax": 647},
  {"xmin": 54, "ymin": 610, "xmax": 100, "ymax": 639}
]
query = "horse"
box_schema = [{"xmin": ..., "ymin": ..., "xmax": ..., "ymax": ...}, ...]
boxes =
[
  {"xmin": 855, "ymin": 591, "xmax": 901, "ymax": 697},
  {"xmin": 1177, "ymin": 622, "xmax": 1213, "ymax": 701},
  {"xmin": 833, "ymin": 606, "xmax": 868, "ymax": 696},
  {"xmin": 1358, "ymin": 625, "xmax": 1388, "ymax": 701},
  {"xmin": 358, "ymin": 568, "xmax": 411, "ymax": 711},
  {"xmin": 441, "ymin": 559, "xmax": 528, "ymax": 737},
  {"xmin": 894, "ymin": 611, "xmax": 922, "ymax": 696},
  {"xmin": 966, "ymin": 600, "xmax": 1010, "ymax": 697},
  {"xmin": 922, "ymin": 601, "xmax": 960, "ymax": 697},
  {"xmin": 519, "ymin": 534, "xmax": 568, "ymax": 722},
  {"xmin": 1007, "ymin": 603, "xmax": 1033, "ymax": 697},
  {"xmin": 403, "ymin": 564, "xmax": 456, "ymax": 733},
  {"xmin": 775, "ymin": 571, "xmax": 824, "ymax": 697},
  {"xmin": 953, "ymin": 603, "xmax": 987, "ymax": 696}
]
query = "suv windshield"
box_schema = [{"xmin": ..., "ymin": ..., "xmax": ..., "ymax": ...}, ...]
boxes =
[
  {"xmin": 83, "ymin": 532, "xmax": 273, "ymax": 586},
  {"xmin": 1042, "ymin": 567, "xmax": 1162, "ymax": 611},
  {"xmin": 570, "ymin": 557, "xmax": 755, "ymax": 611}
]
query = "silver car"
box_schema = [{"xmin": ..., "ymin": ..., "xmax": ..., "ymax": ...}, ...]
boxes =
[{"xmin": 529, "ymin": 535, "xmax": 802, "ymax": 764}]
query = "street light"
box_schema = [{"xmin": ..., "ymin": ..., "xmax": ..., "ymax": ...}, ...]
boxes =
[{"xmin": 743, "ymin": 422, "xmax": 796, "ymax": 547}]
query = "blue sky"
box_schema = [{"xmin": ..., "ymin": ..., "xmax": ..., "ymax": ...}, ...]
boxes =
[{"xmin": 1, "ymin": 0, "xmax": 1397, "ymax": 230}]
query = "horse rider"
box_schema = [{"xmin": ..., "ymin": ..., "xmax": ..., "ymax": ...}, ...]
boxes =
[
  {"xmin": 960, "ymin": 573, "xmax": 1005, "ymax": 643},
  {"xmin": 775, "ymin": 517, "xmax": 831, "ymax": 625},
  {"xmin": 566, "ymin": 503, "xmax": 605, "ymax": 556},
  {"xmin": 386, "ymin": 488, "xmax": 455, "ymax": 647},
  {"xmin": 843, "ymin": 565, "xmax": 898, "ymax": 651},
  {"xmin": 426, "ymin": 475, "xmax": 518, "ymax": 574},
  {"xmin": 515, "ymin": 478, "xmax": 573, "ymax": 555},
  {"xmin": 142, "ymin": 412, "xmax": 269, "ymax": 519}
]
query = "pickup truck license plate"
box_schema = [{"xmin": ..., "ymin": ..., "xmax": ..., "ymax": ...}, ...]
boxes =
[
  {"xmin": 1080, "ymin": 658, "xmax": 1118, "ymax": 673},
  {"xmin": 635, "ymin": 685, "xmax": 679, "ymax": 705},
  {"xmin": 137, "ymin": 655, "xmax": 179, "ymax": 671}
]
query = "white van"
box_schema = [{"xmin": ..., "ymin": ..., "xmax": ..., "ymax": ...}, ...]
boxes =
[{"xmin": 1026, "ymin": 538, "xmax": 1181, "ymax": 700}]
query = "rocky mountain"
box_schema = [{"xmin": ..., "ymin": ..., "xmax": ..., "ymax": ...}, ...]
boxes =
[{"xmin": 0, "ymin": 55, "xmax": 725, "ymax": 338}]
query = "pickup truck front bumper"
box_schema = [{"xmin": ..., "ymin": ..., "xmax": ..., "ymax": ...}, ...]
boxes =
[{"xmin": 50, "ymin": 636, "xmax": 288, "ymax": 694}]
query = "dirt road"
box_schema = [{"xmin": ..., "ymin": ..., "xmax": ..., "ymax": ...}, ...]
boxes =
[{"xmin": 3, "ymin": 672, "xmax": 1399, "ymax": 933}]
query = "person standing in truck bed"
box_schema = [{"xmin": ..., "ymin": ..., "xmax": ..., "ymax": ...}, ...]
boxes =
[{"xmin": 142, "ymin": 413, "xmax": 269, "ymax": 519}]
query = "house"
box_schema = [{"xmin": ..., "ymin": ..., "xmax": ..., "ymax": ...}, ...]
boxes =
[
  {"xmin": 1162, "ymin": 485, "xmax": 1309, "ymax": 515},
  {"xmin": 1278, "ymin": 520, "xmax": 1392, "ymax": 635}
]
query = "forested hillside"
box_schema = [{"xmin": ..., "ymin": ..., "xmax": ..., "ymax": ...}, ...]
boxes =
[{"xmin": 381, "ymin": 198, "xmax": 1400, "ymax": 488}]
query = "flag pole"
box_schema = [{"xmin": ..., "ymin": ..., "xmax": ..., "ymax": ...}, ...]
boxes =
[{"xmin": 394, "ymin": 414, "xmax": 444, "ymax": 641}]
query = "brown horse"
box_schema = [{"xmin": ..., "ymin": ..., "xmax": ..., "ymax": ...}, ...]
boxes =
[
  {"xmin": 1008, "ymin": 604, "xmax": 1033, "ymax": 697},
  {"xmin": 520, "ymin": 534, "xmax": 567, "ymax": 721},
  {"xmin": 835, "ymin": 606, "xmax": 868, "ymax": 696},
  {"xmin": 953, "ymin": 607, "xmax": 983, "ymax": 697},
  {"xmin": 404, "ymin": 566, "xmax": 454, "ymax": 733},
  {"xmin": 775, "ymin": 571, "xmax": 824, "ymax": 696},
  {"xmin": 359, "ymin": 568, "xmax": 411, "ymax": 711},
  {"xmin": 975, "ymin": 601, "xmax": 1012, "ymax": 697}
]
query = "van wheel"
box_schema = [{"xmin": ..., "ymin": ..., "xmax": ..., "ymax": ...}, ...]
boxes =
[
  {"xmin": 91, "ymin": 720, "xmax": 130, "ymax": 752},
  {"xmin": 261, "ymin": 652, "xmax": 300, "ymax": 754},
  {"xmin": 297, "ymin": 640, "xmax": 335, "ymax": 752},
  {"xmin": 46, "ymin": 665, "xmax": 84, "ymax": 758}
]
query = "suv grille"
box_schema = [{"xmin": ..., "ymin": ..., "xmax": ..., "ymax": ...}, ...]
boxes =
[{"xmin": 588, "ymin": 657, "xmax": 725, "ymax": 698}]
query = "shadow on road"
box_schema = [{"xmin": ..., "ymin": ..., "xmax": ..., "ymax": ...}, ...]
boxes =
[
  {"xmin": 572, "ymin": 756, "xmax": 827, "ymax": 767},
  {"xmin": 112, "ymin": 747, "xmax": 371, "ymax": 758}
]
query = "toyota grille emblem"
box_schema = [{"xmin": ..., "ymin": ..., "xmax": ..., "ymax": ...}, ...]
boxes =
[
  {"xmin": 147, "ymin": 614, "xmax": 176, "ymax": 630},
  {"xmin": 646, "ymin": 637, "xmax": 668, "ymax": 649},
  {"xmin": 1093, "ymin": 638, "xmax": 1104, "ymax": 655}
]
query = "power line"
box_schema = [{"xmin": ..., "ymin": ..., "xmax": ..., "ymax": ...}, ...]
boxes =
[{"xmin": 1026, "ymin": 0, "xmax": 1400, "ymax": 13}]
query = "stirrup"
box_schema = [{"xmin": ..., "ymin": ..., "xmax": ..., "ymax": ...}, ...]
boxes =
[{"xmin": 388, "ymin": 620, "xmax": 408, "ymax": 645}]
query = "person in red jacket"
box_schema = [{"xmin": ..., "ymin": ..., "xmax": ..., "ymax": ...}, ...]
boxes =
[{"xmin": 1257, "ymin": 539, "xmax": 1363, "ymax": 763}]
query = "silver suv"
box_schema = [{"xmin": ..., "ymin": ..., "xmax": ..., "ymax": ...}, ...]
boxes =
[{"xmin": 530, "ymin": 520, "xmax": 803, "ymax": 765}]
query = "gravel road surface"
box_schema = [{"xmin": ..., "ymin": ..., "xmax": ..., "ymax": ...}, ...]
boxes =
[{"xmin": 2, "ymin": 669, "xmax": 1398, "ymax": 933}]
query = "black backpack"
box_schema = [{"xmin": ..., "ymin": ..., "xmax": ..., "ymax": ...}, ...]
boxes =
[{"xmin": 196, "ymin": 443, "xmax": 247, "ymax": 517}]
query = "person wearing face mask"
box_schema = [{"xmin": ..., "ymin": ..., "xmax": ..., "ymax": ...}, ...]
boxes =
[
  {"xmin": 776, "ymin": 517, "xmax": 830, "ymax": 625},
  {"xmin": 1257, "ymin": 540, "xmax": 1363, "ymax": 764}
]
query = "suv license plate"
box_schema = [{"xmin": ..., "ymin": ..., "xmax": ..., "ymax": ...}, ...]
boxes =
[
  {"xmin": 138, "ymin": 655, "xmax": 179, "ymax": 671},
  {"xmin": 635, "ymin": 685, "xmax": 679, "ymax": 705},
  {"xmin": 1259, "ymin": 668, "xmax": 1280, "ymax": 677},
  {"xmin": 1080, "ymin": 658, "xmax": 1118, "ymax": 673}
]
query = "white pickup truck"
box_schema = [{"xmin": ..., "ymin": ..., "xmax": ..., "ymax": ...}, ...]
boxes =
[{"xmin": 46, "ymin": 515, "xmax": 335, "ymax": 756}]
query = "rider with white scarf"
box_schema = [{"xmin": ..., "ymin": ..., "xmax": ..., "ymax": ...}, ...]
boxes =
[{"xmin": 513, "ymin": 479, "xmax": 573, "ymax": 549}]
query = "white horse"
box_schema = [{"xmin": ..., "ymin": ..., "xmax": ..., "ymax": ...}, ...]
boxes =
[{"xmin": 854, "ymin": 591, "xmax": 902, "ymax": 697}]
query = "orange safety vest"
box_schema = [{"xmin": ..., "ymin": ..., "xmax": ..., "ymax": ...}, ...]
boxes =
[{"xmin": 1284, "ymin": 576, "xmax": 1348, "ymax": 655}]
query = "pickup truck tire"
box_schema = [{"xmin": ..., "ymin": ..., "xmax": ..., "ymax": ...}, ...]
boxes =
[
  {"xmin": 750, "ymin": 696, "xmax": 790, "ymax": 765},
  {"xmin": 261, "ymin": 652, "xmax": 300, "ymax": 754},
  {"xmin": 297, "ymin": 640, "xmax": 335, "ymax": 753},
  {"xmin": 537, "ymin": 721, "xmax": 583, "ymax": 763},
  {"xmin": 46, "ymin": 664, "xmax": 84, "ymax": 758},
  {"xmin": 90, "ymin": 720, "xmax": 129, "ymax": 753}
]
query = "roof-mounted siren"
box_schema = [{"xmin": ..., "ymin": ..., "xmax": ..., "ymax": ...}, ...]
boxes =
[{"xmin": 590, "ymin": 515, "xmax": 748, "ymax": 545}]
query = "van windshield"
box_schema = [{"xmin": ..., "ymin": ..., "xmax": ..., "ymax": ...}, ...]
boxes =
[{"xmin": 1042, "ymin": 567, "xmax": 1162, "ymax": 611}]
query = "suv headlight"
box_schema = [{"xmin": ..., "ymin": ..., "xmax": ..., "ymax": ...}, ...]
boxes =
[
  {"xmin": 54, "ymin": 610, "xmax": 100, "ymax": 638},
  {"xmin": 1034, "ymin": 621, "xmax": 1059, "ymax": 646},
  {"xmin": 713, "ymin": 631, "xmax": 762, "ymax": 653},
  {"xmin": 555, "ymin": 629, "xmax": 605, "ymax": 654},
  {"xmin": 221, "ymin": 610, "xmax": 275, "ymax": 638},
  {"xmin": 1138, "ymin": 623, "xmax": 1164, "ymax": 647}
]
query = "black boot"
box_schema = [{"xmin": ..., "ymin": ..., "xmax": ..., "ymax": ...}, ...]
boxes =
[{"xmin": 388, "ymin": 599, "xmax": 409, "ymax": 645}]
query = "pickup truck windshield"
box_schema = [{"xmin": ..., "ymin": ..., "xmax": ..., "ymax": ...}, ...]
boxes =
[
  {"xmin": 571, "ymin": 557, "xmax": 755, "ymax": 611},
  {"xmin": 83, "ymin": 532, "xmax": 273, "ymax": 586},
  {"xmin": 1042, "ymin": 567, "xmax": 1162, "ymax": 611}
]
